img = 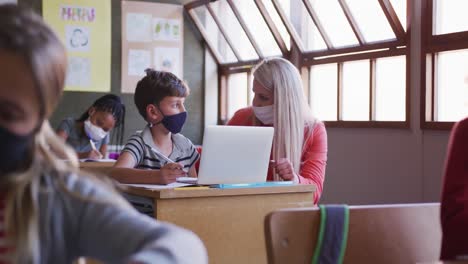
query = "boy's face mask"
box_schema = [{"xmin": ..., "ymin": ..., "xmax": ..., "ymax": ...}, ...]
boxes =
[
  {"xmin": 84, "ymin": 119, "xmax": 108, "ymax": 141},
  {"xmin": 0, "ymin": 124, "xmax": 33, "ymax": 175},
  {"xmin": 153, "ymin": 105, "xmax": 187, "ymax": 134}
]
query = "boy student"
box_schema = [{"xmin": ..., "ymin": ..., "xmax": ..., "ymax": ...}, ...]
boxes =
[{"xmin": 111, "ymin": 69, "xmax": 199, "ymax": 185}]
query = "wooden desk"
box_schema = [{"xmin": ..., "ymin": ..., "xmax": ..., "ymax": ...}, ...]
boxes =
[
  {"xmin": 124, "ymin": 185, "xmax": 315, "ymax": 264},
  {"xmin": 79, "ymin": 161, "xmax": 115, "ymax": 175}
]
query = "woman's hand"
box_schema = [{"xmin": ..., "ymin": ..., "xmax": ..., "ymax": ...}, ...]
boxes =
[
  {"xmin": 158, "ymin": 163, "xmax": 187, "ymax": 184},
  {"xmin": 272, "ymin": 158, "xmax": 299, "ymax": 183}
]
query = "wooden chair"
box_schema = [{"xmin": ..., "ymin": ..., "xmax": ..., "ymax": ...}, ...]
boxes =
[{"xmin": 265, "ymin": 203, "xmax": 441, "ymax": 264}]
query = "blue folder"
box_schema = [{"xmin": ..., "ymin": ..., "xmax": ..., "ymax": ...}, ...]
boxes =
[{"xmin": 212, "ymin": 181, "xmax": 294, "ymax": 189}]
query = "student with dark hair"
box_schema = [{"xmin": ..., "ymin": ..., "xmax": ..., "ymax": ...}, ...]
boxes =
[
  {"xmin": 0, "ymin": 4, "xmax": 207, "ymax": 263},
  {"xmin": 111, "ymin": 69, "xmax": 199, "ymax": 184},
  {"xmin": 57, "ymin": 94, "xmax": 126, "ymax": 159}
]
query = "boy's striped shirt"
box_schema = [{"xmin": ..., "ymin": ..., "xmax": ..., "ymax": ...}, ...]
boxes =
[{"xmin": 123, "ymin": 126, "xmax": 199, "ymax": 171}]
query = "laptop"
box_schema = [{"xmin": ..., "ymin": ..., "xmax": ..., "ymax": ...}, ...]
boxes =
[{"xmin": 178, "ymin": 125, "xmax": 274, "ymax": 185}]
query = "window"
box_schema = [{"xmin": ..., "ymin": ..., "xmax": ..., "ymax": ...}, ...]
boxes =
[
  {"xmin": 423, "ymin": 0, "xmax": 468, "ymax": 127},
  {"xmin": 186, "ymin": 0, "xmax": 409, "ymax": 126},
  {"xmin": 227, "ymin": 72, "xmax": 251, "ymax": 118},
  {"xmin": 310, "ymin": 56, "xmax": 406, "ymax": 123},
  {"xmin": 310, "ymin": 63, "xmax": 337, "ymax": 120}
]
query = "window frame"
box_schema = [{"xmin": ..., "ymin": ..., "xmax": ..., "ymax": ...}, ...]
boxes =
[{"xmin": 420, "ymin": 0, "xmax": 468, "ymax": 130}]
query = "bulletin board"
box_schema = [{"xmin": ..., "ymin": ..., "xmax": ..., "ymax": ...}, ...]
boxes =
[
  {"xmin": 121, "ymin": 1, "xmax": 183, "ymax": 94},
  {"xmin": 43, "ymin": 0, "xmax": 111, "ymax": 92}
]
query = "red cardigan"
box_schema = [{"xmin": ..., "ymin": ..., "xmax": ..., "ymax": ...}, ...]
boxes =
[
  {"xmin": 227, "ymin": 107, "xmax": 328, "ymax": 204},
  {"xmin": 440, "ymin": 117, "xmax": 468, "ymax": 260}
]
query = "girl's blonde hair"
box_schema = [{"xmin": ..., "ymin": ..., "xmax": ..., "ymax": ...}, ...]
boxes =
[
  {"xmin": 0, "ymin": 5, "xmax": 116, "ymax": 263},
  {"xmin": 253, "ymin": 58, "xmax": 314, "ymax": 180}
]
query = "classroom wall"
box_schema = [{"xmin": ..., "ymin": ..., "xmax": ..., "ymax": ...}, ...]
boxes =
[
  {"xmin": 319, "ymin": 0, "xmax": 451, "ymax": 205},
  {"xmin": 19, "ymin": 0, "xmax": 205, "ymax": 145}
]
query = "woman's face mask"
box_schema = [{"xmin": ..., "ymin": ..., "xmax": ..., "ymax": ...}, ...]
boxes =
[{"xmin": 253, "ymin": 105, "xmax": 274, "ymax": 125}]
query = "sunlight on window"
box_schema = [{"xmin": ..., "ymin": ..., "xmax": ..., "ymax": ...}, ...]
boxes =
[
  {"xmin": 436, "ymin": 49, "xmax": 468, "ymax": 121},
  {"xmin": 232, "ymin": 0, "xmax": 282, "ymax": 57},
  {"xmin": 434, "ymin": 0, "xmax": 468, "ymax": 35},
  {"xmin": 342, "ymin": 60, "xmax": 370, "ymax": 121},
  {"xmin": 345, "ymin": 0, "xmax": 396, "ymax": 42},
  {"xmin": 310, "ymin": 63, "xmax": 337, "ymax": 121},
  {"xmin": 301, "ymin": 1, "xmax": 327, "ymax": 51},
  {"xmin": 263, "ymin": 0, "xmax": 291, "ymax": 51},
  {"xmin": 375, "ymin": 56, "xmax": 406, "ymax": 121},
  {"xmin": 228, "ymin": 73, "xmax": 249, "ymax": 119},
  {"xmin": 308, "ymin": 0, "xmax": 358, "ymax": 47},
  {"xmin": 194, "ymin": 6, "xmax": 237, "ymax": 63},
  {"xmin": 209, "ymin": 1, "xmax": 258, "ymax": 61},
  {"xmin": 389, "ymin": 0, "xmax": 406, "ymax": 30}
]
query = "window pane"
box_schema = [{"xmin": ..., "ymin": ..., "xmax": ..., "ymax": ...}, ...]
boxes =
[
  {"xmin": 232, "ymin": 0, "xmax": 282, "ymax": 57},
  {"xmin": 274, "ymin": 0, "xmax": 326, "ymax": 51},
  {"xmin": 308, "ymin": 0, "xmax": 358, "ymax": 48},
  {"xmin": 310, "ymin": 64, "xmax": 337, "ymax": 121},
  {"xmin": 434, "ymin": 0, "xmax": 468, "ymax": 35},
  {"xmin": 375, "ymin": 56, "xmax": 406, "ymax": 121},
  {"xmin": 389, "ymin": 0, "xmax": 406, "ymax": 30},
  {"xmin": 209, "ymin": 1, "xmax": 258, "ymax": 61},
  {"xmin": 436, "ymin": 49, "xmax": 468, "ymax": 121},
  {"xmin": 263, "ymin": 0, "xmax": 291, "ymax": 51},
  {"xmin": 194, "ymin": 6, "xmax": 237, "ymax": 63},
  {"xmin": 345, "ymin": 0, "xmax": 396, "ymax": 42},
  {"xmin": 342, "ymin": 60, "xmax": 370, "ymax": 121},
  {"xmin": 227, "ymin": 73, "xmax": 249, "ymax": 119}
]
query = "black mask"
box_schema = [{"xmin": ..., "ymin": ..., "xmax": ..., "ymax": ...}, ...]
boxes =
[
  {"xmin": 0, "ymin": 125, "xmax": 33, "ymax": 175},
  {"xmin": 153, "ymin": 104, "xmax": 187, "ymax": 134}
]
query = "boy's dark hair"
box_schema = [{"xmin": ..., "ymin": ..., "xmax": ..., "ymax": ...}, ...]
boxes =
[
  {"xmin": 77, "ymin": 94, "xmax": 126, "ymax": 146},
  {"xmin": 134, "ymin": 69, "xmax": 189, "ymax": 119}
]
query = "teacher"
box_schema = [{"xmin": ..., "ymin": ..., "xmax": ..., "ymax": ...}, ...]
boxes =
[{"xmin": 227, "ymin": 58, "xmax": 328, "ymax": 203}]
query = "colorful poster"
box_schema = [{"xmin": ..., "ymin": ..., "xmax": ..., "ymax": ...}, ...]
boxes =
[
  {"xmin": 121, "ymin": 1, "xmax": 183, "ymax": 94},
  {"xmin": 43, "ymin": 0, "xmax": 111, "ymax": 92},
  {"xmin": 154, "ymin": 47, "xmax": 180, "ymax": 78},
  {"xmin": 126, "ymin": 13, "xmax": 152, "ymax": 42},
  {"xmin": 153, "ymin": 18, "xmax": 181, "ymax": 41},
  {"xmin": 128, "ymin": 49, "xmax": 151, "ymax": 76}
]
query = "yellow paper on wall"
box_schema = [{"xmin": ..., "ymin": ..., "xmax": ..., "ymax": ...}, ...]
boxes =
[{"xmin": 43, "ymin": 0, "xmax": 111, "ymax": 92}]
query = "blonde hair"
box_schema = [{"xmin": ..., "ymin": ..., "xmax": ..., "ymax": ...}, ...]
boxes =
[
  {"xmin": 253, "ymin": 58, "xmax": 314, "ymax": 180},
  {"xmin": 0, "ymin": 5, "xmax": 117, "ymax": 263}
]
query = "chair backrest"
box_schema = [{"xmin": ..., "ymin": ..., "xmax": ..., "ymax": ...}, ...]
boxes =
[{"xmin": 265, "ymin": 203, "xmax": 441, "ymax": 264}]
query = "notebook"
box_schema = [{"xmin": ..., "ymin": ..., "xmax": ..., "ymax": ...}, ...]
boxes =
[{"xmin": 178, "ymin": 125, "xmax": 274, "ymax": 185}]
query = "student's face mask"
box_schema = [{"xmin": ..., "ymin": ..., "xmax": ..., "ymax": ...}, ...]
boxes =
[
  {"xmin": 84, "ymin": 119, "xmax": 108, "ymax": 141},
  {"xmin": 152, "ymin": 105, "xmax": 187, "ymax": 134},
  {"xmin": 161, "ymin": 112, "xmax": 187, "ymax": 134},
  {"xmin": 253, "ymin": 104, "xmax": 274, "ymax": 125},
  {"xmin": 0, "ymin": 124, "xmax": 33, "ymax": 175}
]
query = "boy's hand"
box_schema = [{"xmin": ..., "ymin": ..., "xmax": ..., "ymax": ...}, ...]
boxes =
[{"xmin": 158, "ymin": 163, "xmax": 186, "ymax": 184}]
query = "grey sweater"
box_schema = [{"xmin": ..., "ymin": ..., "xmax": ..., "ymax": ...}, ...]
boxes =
[{"xmin": 35, "ymin": 171, "xmax": 207, "ymax": 263}]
